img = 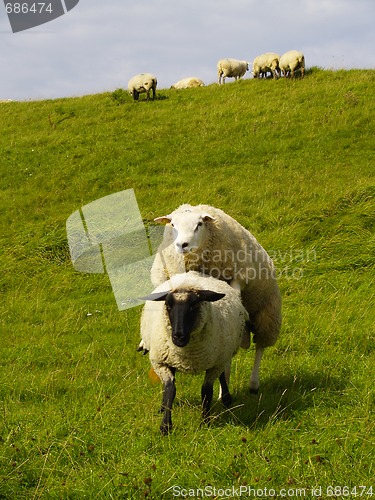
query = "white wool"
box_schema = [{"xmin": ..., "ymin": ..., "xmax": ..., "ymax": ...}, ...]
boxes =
[
  {"xmin": 127, "ymin": 73, "xmax": 157, "ymax": 100},
  {"xmin": 151, "ymin": 204, "xmax": 280, "ymax": 345},
  {"xmin": 171, "ymin": 77, "xmax": 205, "ymax": 89},
  {"xmin": 140, "ymin": 272, "xmax": 247, "ymax": 376},
  {"xmin": 217, "ymin": 58, "xmax": 249, "ymax": 84},
  {"xmin": 252, "ymin": 52, "xmax": 281, "ymax": 79},
  {"xmin": 279, "ymin": 50, "xmax": 305, "ymax": 78},
  {"xmin": 151, "ymin": 204, "xmax": 282, "ymax": 393}
]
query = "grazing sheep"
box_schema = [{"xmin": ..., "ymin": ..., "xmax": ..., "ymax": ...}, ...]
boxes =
[
  {"xmin": 127, "ymin": 73, "xmax": 157, "ymax": 101},
  {"xmin": 217, "ymin": 58, "xmax": 249, "ymax": 84},
  {"xmin": 151, "ymin": 204, "xmax": 282, "ymax": 394},
  {"xmin": 252, "ymin": 52, "xmax": 280, "ymax": 79},
  {"xmin": 170, "ymin": 77, "xmax": 205, "ymax": 89},
  {"xmin": 279, "ymin": 50, "xmax": 305, "ymax": 78},
  {"xmin": 139, "ymin": 271, "xmax": 249, "ymax": 435}
]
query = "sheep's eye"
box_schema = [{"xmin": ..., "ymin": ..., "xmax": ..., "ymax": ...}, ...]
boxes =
[
  {"xmin": 170, "ymin": 223, "xmax": 174, "ymax": 228},
  {"xmin": 194, "ymin": 222, "xmax": 203, "ymax": 231}
]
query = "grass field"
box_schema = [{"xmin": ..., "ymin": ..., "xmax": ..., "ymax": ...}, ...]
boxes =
[{"xmin": 0, "ymin": 68, "xmax": 374, "ymax": 498}]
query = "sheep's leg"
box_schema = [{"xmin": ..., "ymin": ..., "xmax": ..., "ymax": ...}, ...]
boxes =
[
  {"xmin": 219, "ymin": 371, "xmax": 232, "ymax": 407},
  {"xmin": 201, "ymin": 370, "xmax": 218, "ymax": 424},
  {"xmin": 218, "ymin": 361, "xmax": 231, "ymax": 400},
  {"xmin": 157, "ymin": 366, "xmax": 176, "ymax": 435},
  {"xmin": 250, "ymin": 345, "xmax": 264, "ymax": 394},
  {"xmin": 160, "ymin": 379, "xmax": 176, "ymax": 435}
]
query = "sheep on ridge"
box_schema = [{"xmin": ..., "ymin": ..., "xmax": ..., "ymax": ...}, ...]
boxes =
[
  {"xmin": 151, "ymin": 204, "xmax": 282, "ymax": 394},
  {"xmin": 170, "ymin": 77, "xmax": 205, "ymax": 89},
  {"xmin": 279, "ymin": 50, "xmax": 305, "ymax": 78},
  {"xmin": 139, "ymin": 271, "xmax": 249, "ymax": 435},
  {"xmin": 252, "ymin": 52, "xmax": 280, "ymax": 79},
  {"xmin": 217, "ymin": 58, "xmax": 249, "ymax": 84},
  {"xmin": 127, "ymin": 73, "xmax": 157, "ymax": 101}
]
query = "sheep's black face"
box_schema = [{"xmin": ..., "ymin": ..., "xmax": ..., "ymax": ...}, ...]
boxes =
[
  {"xmin": 164, "ymin": 289, "xmax": 225, "ymax": 347},
  {"xmin": 165, "ymin": 291, "xmax": 200, "ymax": 348}
]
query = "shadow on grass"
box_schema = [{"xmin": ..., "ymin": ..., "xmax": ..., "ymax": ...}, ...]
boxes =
[
  {"xmin": 111, "ymin": 88, "xmax": 169, "ymax": 104},
  {"xmin": 149, "ymin": 369, "xmax": 348, "ymax": 433},
  {"xmin": 212, "ymin": 370, "xmax": 348, "ymax": 429}
]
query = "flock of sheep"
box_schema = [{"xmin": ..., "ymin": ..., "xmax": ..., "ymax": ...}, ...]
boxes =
[
  {"xmin": 138, "ymin": 204, "xmax": 282, "ymax": 435},
  {"xmin": 128, "ymin": 49, "xmax": 305, "ymax": 101}
]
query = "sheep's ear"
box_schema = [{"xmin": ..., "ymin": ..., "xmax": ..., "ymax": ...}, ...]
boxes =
[
  {"xmin": 196, "ymin": 290, "xmax": 225, "ymax": 302},
  {"xmin": 140, "ymin": 291, "xmax": 169, "ymax": 302},
  {"xmin": 154, "ymin": 215, "xmax": 172, "ymax": 224},
  {"xmin": 202, "ymin": 214, "xmax": 215, "ymax": 223}
]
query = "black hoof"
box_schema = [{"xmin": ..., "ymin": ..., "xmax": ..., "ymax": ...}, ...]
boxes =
[
  {"xmin": 160, "ymin": 423, "xmax": 172, "ymax": 435},
  {"xmin": 221, "ymin": 393, "xmax": 233, "ymax": 408},
  {"xmin": 136, "ymin": 346, "xmax": 149, "ymax": 355},
  {"xmin": 202, "ymin": 413, "xmax": 212, "ymax": 426}
]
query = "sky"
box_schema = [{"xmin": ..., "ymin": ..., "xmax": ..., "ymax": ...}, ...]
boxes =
[{"xmin": 1, "ymin": 0, "xmax": 374, "ymax": 101}]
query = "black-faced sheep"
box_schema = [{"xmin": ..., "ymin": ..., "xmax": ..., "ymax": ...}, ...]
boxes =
[
  {"xmin": 127, "ymin": 73, "xmax": 157, "ymax": 101},
  {"xmin": 217, "ymin": 58, "xmax": 249, "ymax": 84},
  {"xmin": 140, "ymin": 271, "xmax": 248, "ymax": 435},
  {"xmin": 151, "ymin": 204, "xmax": 282, "ymax": 394}
]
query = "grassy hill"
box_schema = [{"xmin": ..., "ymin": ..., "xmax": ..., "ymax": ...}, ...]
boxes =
[{"xmin": 0, "ymin": 68, "xmax": 374, "ymax": 498}]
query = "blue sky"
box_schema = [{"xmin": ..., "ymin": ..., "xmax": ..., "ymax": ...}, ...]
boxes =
[{"xmin": 1, "ymin": 0, "xmax": 374, "ymax": 101}]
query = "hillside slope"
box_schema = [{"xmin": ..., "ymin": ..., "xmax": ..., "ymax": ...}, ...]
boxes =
[{"xmin": 0, "ymin": 69, "xmax": 374, "ymax": 497}]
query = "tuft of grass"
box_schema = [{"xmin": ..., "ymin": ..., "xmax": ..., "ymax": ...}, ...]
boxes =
[{"xmin": 0, "ymin": 70, "xmax": 374, "ymax": 498}]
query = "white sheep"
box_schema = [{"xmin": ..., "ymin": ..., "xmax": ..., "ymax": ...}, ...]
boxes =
[
  {"xmin": 127, "ymin": 73, "xmax": 157, "ymax": 101},
  {"xmin": 217, "ymin": 58, "xmax": 249, "ymax": 84},
  {"xmin": 139, "ymin": 271, "xmax": 249, "ymax": 435},
  {"xmin": 252, "ymin": 52, "xmax": 280, "ymax": 79},
  {"xmin": 279, "ymin": 50, "xmax": 305, "ymax": 78},
  {"xmin": 151, "ymin": 204, "xmax": 282, "ymax": 394},
  {"xmin": 170, "ymin": 77, "xmax": 205, "ymax": 89}
]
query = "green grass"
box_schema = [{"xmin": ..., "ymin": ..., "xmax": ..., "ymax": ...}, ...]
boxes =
[{"xmin": 0, "ymin": 68, "xmax": 374, "ymax": 498}]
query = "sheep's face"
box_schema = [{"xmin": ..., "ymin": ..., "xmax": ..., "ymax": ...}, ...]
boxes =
[
  {"xmin": 165, "ymin": 291, "xmax": 201, "ymax": 347},
  {"xmin": 165, "ymin": 289, "xmax": 225, "ymax": 347},
  {"xmin": 142, "ymin": 288, "xmax": 225, "ymax": 347},
  {"xmin": 155, "ymin": 211, "xmax": 215, "ymax": 255}
]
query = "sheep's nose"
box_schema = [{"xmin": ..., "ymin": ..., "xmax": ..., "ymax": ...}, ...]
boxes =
[
  {"xmin": 172, "ymin": 333, "xmax": 189, "ymax": 347},
  {"xmin": 176, "ymin": 242, "xmax": 189, "ymax": 252}
]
